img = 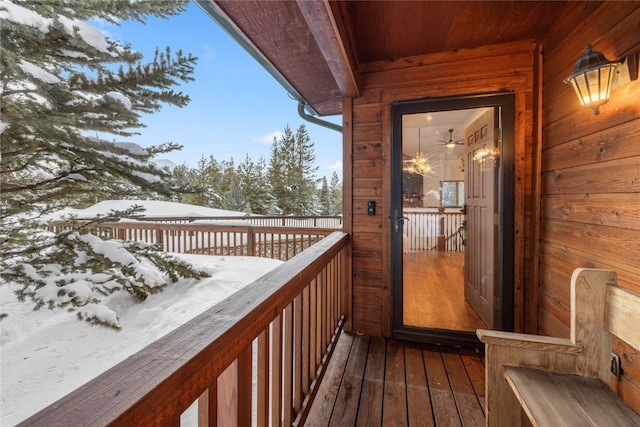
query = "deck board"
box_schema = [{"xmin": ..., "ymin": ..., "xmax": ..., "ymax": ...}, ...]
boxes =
[
  {"xmin": 328, "ymin": 333, "xmax": 368, "ymax": 426},
  {"xmin": 423, "ymin": 344, "xmax": 462, "ymax": 427},
  {"xmin": 304, "ymin": 333, "xmax": 485, "ymax": 426},
  {"xmin": 405, "ymin": 342, "xmax": 435, "ymax": 426},
  {"xmin": 442, "ymin": 349, "xmax": 485, "ymax": 427},
  {"xmin": 355, "ymin": 337, "xmax": 385, "ymax": 426},
  {"xmin": 382, "ymin": 340, "xmax": 407, "ymax": 426}
]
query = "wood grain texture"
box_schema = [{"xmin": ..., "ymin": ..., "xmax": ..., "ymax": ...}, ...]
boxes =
[
  {"xmin": 404, "ymin": 342, "xmax": 435, "ymax": 426},
  {"xmin": 328, "ymin": 333, "xmax": 368, "ymax": 426},
  {"xmin": 442, "ymin": 349, "xmax": 485, "ymax": 427},
  {"xmin": 382, "ymin": 340, "xmax": 408, "ymax": 426},
  {"xmin": 348, "ymin": 39, "xmax": 535, "ymax": 336},
  {"xmin": 480, "ymin": 268, "xmax": 640, "ymax": 426},
  {"xmin": 476, "ymin": 330, "xmax": 580, "ymax": 354},
  {"xmin": 504, "ymin": 366, "xmax": 640, "ymax": 427},
  {"xmin": 424, "ymin": 345, "xmax": 463, "ymax": 427},
  {"xmin": 606, "ymin": 285, "xmax": 640, "ymax": 351},
  {"xmin": 304, "ymin": 332, "xmax": 353, "ymax": 426},
  {"xmin": 355, "ymin": 337, "xmax": 385, "ymax": 426},
  {"xmin": 403, "ymin": 251, "xmax": 487, "ymax": 331},
  {"xmin": 570, "ymin": 268, "xmax": 616, "ymax": 380},
  {"xmin": 305, "ymin": 335, "xmax": 485, "ymax": 426}
]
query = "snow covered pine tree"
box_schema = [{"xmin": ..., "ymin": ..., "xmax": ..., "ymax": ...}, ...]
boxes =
[{"xmin": 0, "ymin": 0, "xmax": 208, "ymax": 329}]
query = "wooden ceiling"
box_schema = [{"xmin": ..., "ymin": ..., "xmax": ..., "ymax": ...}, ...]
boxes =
[{"xmin": 208, "ymin": 1, "xmax": 583, "ymax": 115}]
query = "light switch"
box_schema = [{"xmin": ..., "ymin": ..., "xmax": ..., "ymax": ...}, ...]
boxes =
[{"xmin": 367, "ymin": 200, "xmax": 375, "ymax": 216}]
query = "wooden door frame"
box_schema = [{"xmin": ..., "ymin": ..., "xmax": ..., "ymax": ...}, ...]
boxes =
[{"xmin": 390, "ymin": 93, "xmax": 515, "ymax": 347}]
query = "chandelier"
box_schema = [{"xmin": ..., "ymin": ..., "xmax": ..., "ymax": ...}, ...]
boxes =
[{"xmin": 403, "ymin": 128, "xmax": 434, "ymax": 176}]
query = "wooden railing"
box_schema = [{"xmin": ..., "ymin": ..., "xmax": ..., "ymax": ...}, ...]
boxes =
[
  {"xmin": 403, "ymin": 209, "xmax": 465, "ymax": 252},
  {"xmin": 135, "ymin": 215, "xmax": 343, "ymax": 229},
  {"xmin": 51, "ymin": 221, "xmax": 336, "ymax": 261},
  {"xmin": 20, "ymin": 231, "xmax": 349, "ymax": 426}
]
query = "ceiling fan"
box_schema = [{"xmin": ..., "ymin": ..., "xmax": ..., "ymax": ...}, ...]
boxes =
[{"xmin": 434, "ymin": 129, "xmax": 464, "ymax": 148}]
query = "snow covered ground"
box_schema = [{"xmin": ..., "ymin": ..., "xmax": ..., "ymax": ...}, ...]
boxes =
[
  {"xmin": 0, "ymin": 253, "xmax": 282, "ymax": 425},
  {"xmin": 48, "ymin": 199, "xmax": 254, "ymax": 220}
]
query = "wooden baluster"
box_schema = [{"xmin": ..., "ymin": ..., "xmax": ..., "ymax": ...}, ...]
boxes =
[
  {"xmin": 198, "ymin": 387, "xmax": 216, "ymax": 427},
  {"xmin": 310, "ymin": 277, "xmax": 318, "ymax": 377},
  {"xmin": 302, "ymin": 285, "xmax": 310, "ymax": 395},
  {"xmin": 293, "ymin": 294, "xmax": 303, "ymax": 415},
  {"xmin": 257, "ymin": 329, "xmax": 269, "ymax": 427},
  {"xmin": 237, "ymin": 345, "xmax": 252, "ymax": 426},
  {"xmin": 315, "ymin": 273, "xmax": 322, "ymax": 367},
  {"xmin": 271, "ymin": 315, "xmax": 282, "ymax": 427},
  {"xmin": 283, "ymin": 303, "xmax": 293, "ymax": 425},
  {"xmin": 217, "ymin": 362, "xmax": 236, "ymax": 426}
]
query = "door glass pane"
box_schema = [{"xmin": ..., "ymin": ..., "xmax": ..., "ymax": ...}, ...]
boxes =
[{"xmin": 401, "ymin": 108, "xmax": 491, "ymax": 331}]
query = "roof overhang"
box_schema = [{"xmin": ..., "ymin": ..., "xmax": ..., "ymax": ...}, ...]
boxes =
[
  {"xmin": 197, "ymin": 1, "xmax": 581, "ymax": 117},
  {"xmin": 196, "ymin": 0, "xmax": 355, "ymax": 116}
]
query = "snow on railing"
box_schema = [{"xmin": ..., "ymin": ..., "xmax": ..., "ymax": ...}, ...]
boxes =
[
  {"xmin": 50, "ymin": 220, "xmax": 337, "ymax": 261},
  {"xmin": 20, "ymin": 231, "xmax": 349, "ymax": 426},
  {"xmin": 138, "ymin": 215, "xmax": 343, "ymax": 229}
]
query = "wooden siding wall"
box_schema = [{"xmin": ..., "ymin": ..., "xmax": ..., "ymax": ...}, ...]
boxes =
[
  {"xmin": 344, "ymin": 40, "xmax": 537, "ymax": 336},
  {"xmin": 539, "ymin": 1, "xmax": 640, "ymax": 411}
]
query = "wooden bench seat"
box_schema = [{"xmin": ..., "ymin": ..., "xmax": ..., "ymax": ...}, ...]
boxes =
[
  {"xmin": 504, "ymin": 366, "xmax": 640, "ymax": 426},
  {"xmin": 478, "ymin": 268, "xmax": 640, "ymax": 427}
]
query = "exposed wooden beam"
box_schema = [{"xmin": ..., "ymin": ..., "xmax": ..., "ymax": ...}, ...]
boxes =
[{"xmin": 296, "ymin": 0, "xmax": 360, "ymax": 98}]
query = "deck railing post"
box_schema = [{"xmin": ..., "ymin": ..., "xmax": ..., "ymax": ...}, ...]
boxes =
[
  {"xmin": 155, "ymin": 225, "xmax": 164, "ymax": 251},
  {"xmin": 247, "ymin": 226, "xmax": 255, "ymax": 256}
]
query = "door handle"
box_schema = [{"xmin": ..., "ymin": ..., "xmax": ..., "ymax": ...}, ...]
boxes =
[
  {"xmin": 460, "ymin": 204, "xmax": 467, "ymax": 215},
  {"xmin": 394, "ymin": 209, "xmax": 409, "ymax": 233}
]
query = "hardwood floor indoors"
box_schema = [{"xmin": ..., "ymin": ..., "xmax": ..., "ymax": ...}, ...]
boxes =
[{"xmin": 403, "ymin": 250, "xmax": 487, "ymax": 331}]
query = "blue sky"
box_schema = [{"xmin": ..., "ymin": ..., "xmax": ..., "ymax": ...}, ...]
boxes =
[{"xmin": 97, "ymin": 2, "xmax": 343, "ymax": 180}]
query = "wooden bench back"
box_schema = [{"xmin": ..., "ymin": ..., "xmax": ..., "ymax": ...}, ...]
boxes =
[
  {"xmin": 478, "ymin": 268, "xmax": 640, "ymax": 426},
  {"xmin": 571, "ymin": 268, "xmax": 640, "ymax": 381}
]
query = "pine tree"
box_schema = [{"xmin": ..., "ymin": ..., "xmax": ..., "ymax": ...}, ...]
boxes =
[
  {"xmin": 268, "ymin": 126, "xmax": 294, "ymax": 214},
  {"xmin": 267, "ymin": 124, "xmax": 319, "ymax": 215},
  {"xmin": 238, "ymin": 154, "xmax": 274, "ymax": 214},
  {"xmin": 293, "ymin": 124, "xmax": 319, "ymax": 215},
  {"xmin": 329, "ymin": 171, "xmax": 343, "ymax": 215},
  {"xmin": 219, "ymin": 160, "xmax": 246, "ymax": 212},
  {"xmin": 172, "ymin": 155, "xmax": 222, "ymax": 207},
  {"xmin": 318, "ymin": 176, "xmax": 330, "ymax": 215},
  {"xmin": 0, "ymin": 0, "xmax": 207, "ymax": 329}
]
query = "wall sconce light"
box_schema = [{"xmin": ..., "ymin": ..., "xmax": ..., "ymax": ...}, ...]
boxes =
[{"xmin": 565, "ymin": 45, "xmax": 639, "ymax": 115}]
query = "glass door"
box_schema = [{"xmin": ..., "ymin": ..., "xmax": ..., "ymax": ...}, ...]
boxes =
[{"xmin": 391, "ymin": 94, "xmax": 515, "ymax": 345}]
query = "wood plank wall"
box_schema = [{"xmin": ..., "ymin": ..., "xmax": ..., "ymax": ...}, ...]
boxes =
[
  {"xmin": 539, "ymin": 1, "xmax": 640, "ymax": 412},
  {"xmin": 344, "ymin": 40, "xmax": 537, "ymax": 336}
]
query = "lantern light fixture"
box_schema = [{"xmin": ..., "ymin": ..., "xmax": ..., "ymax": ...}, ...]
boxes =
[
  {"xmin": 564, "ymin": 45, "xmax": 639, "ymax": 115},
  {"xmin": 564, "ymin": 45, "xmax": 619, "ymax": 115}
]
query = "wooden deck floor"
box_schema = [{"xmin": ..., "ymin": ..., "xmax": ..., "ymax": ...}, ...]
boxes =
[{"xmin": 304, "ymin": 332, "xmax": 485, "ymax": 427}]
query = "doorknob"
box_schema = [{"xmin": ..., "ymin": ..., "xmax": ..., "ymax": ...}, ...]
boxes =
[
  {"xmin": 460, "ymin": 204, "xmax": 467, "ymax": 215},
  {"xmin": 394, "ymin": 209, "xmax": 409, "ymax": 233}
]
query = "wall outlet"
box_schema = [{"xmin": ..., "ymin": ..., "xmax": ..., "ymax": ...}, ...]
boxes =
[{"xmin": 611, "ymin": 352, "xmax": 621, "ymax": 380}]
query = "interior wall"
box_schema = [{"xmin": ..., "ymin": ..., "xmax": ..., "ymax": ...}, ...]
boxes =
[
  {"xmin": 539, "ymin": 1, "xmax": 640, "ymax": 411},
  {"xmin": 345, "ymin": 40, "xmax": 537, "ymax": 336}
]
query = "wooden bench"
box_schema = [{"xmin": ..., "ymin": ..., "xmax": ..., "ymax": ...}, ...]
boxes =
[{"xmin": 477, "ymin": 268, "xmax": 640, "ymax": 426}]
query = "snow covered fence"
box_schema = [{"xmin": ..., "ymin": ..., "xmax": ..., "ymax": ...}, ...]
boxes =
[
  {"xmin": 140, "ymin": 215, "xmax": 343, "ymax": 229},
  {"xmin": 49, "ymin": 220, "xmax": 336, "ymax": 261},
  {"xmin": 21, "ymin": 231, "xmax": 349, "ymax": 426}
]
